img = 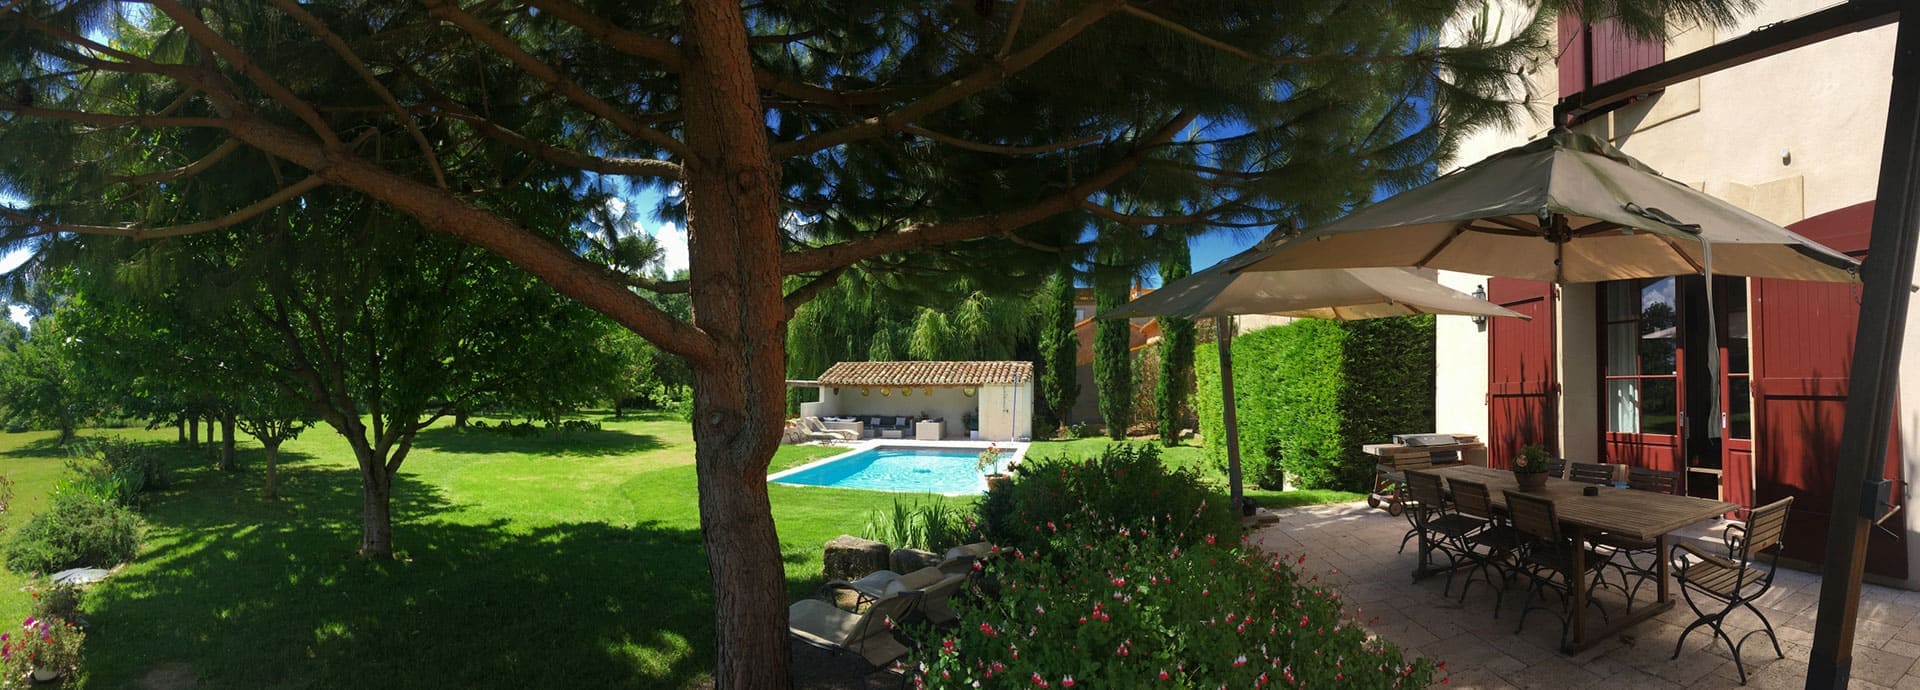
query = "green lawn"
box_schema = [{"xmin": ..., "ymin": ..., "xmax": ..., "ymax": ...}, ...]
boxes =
[
  {"xmin": 1022, "ymin": 437, "xmax": 1366, "ymax": 508},
  {"xmin": 0, "ymin": 415, "xmax": 913, "ymax": 689}
]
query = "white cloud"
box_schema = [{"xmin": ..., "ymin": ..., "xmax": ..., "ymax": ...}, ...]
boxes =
[
  {"xmin": 651, "ymin": 221, "xmax": 689, "ymax": 277},
  {"xmin": 7, "ymin": 306, "xmax": 26, "ymax": 328}
]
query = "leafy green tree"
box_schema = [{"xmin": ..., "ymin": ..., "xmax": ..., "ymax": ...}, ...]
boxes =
[
  {"xmin": 1037, "ymin": 268, "xmax": 1080, "ymax": 431},
  {"xmin": 0, "ymin": 0, "xmax": 1756, "ymax": 683},
  {"xmin": 231, "ymin": 383, "xmax": 312, "ymax": 501},
  {"xmin": 1155, "ymin": 240, "xmax": 1197, "ymax": 445},
  {"xmin": 0, "ymin": 315, "xmax": 94, "ymax": 443}
]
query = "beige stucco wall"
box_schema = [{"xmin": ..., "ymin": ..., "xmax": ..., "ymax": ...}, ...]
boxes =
[
  {"xmin": 975, "ymin": 382, "xmax": 1035, "ymax": 442},
  {"xmin": 813, "ymin": 386, "xmax": 980, "ymax": 438},
  {"xmin": 1435, "ymin": 0, "xmax": 1920, "ymax": 581}
]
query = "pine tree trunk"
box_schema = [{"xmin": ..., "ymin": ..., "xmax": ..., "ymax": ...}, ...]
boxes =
[
  {"xmin": 220, "ymin": 414, "xmax": 238, "ymax": 472},
  {"xmin": 681, "ymin": 4, "xmax": 792, "ymax": 687},
  {"xmin": 264, "ymin": 439, "xmax": 281, "ymax": 500},
  {"xmin": 358, "ymin": 462, "xmax": 394, "ymax": 558}
]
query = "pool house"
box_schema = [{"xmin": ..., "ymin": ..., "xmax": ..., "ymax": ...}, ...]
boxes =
[{"xmin": 795, "ymin": 361, "xmax": 1034, "ymax": 442}]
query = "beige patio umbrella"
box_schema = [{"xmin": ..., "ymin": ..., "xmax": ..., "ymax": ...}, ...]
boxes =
[
  {"xmin": 1237, "ymin": 130, "xmax": 1859, "ymax": 284},
  {"xmin": 1100, "ymin": 243, "xmax": 1526, "ymax": 508},
  {"xmin": 1232, "ymin": 129, "xmax": 1862, "ymax": 482}
]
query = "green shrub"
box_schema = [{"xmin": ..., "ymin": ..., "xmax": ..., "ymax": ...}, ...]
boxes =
[
  {"xmin": 3, "ymin": 492, "xmax": 144, "ymax": 575},
  {"xmin": 1195, "ymin": 317, "xmax": 1434, "ymax": 491},
  {"xmin": 29, "ymin": 582, "xmax": 83, "ymax": 622},
  {"xmin": 862, "ymin": 497, "xmax": 973, "ymax": 552},
  {"xmin": 66, "ymin": 439, "xmax": 166, "ymax": 505},
  {"xmin": 978, "ymin": 443, "xmax": 1236, "ymax": 555},
  {"xmin": 910, "ymin": 520, "xmax": 1439, "ymax": 688}
]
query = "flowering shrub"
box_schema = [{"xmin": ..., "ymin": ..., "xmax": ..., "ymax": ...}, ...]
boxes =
[
  {"xmin": 978, "ymin": 443, "xmax": 1236, "ymax": 555},
  {"xmin": 910, "ymin": 517, "xmax": 1440, "ymax": 688},
  {"xmin": 0, "ymin": 616, "xmax": 83, "ymax": 685}
]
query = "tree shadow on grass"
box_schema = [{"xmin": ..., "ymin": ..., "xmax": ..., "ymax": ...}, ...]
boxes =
[
  {"xmin": 78, "ymin": 463, "xmax": 835, "ymax": 690},
  {"xmin": 409, "ymin": 426, "xmax": 666, "ymax": 458}
]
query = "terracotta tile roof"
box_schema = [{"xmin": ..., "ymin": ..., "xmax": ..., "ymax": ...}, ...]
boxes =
[{"xmin": 817, "ymin": 361, "xmax": 1034, "ymax": 387}]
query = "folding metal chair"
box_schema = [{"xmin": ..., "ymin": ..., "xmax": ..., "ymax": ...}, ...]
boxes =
[{"xmin": 1670, "ymin": 496, "xmax": 1795, "ymax": 685}]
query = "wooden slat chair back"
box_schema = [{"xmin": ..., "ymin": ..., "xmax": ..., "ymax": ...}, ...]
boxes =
[
  {"xmin": 1569, "ymin": 462, "xmax": 1615, "ymax": 485},
  {"xmin": 1734, "ymin": 497, "xmax": 1793, "ymax": 563},
  {"xmin": 1450, "ymin": 479, "xmax": 1498, "ymax": 520},
  {"xmin": 1627, "ymin": 467, "xmax": 1681, "ymax": 495},
  {"xmin": 1505, "ymin": 491, "xmax": 1561, "ymax": 541},
  {"xmin": 1545, "ymin": 458, "xmax": 1568, "ymax": 479},
  {"xmin": 1404, "ymin": 470, "xmax": 1449, "ymax": 510}
]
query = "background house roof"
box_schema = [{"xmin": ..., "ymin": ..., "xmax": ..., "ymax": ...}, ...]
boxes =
[{"xmin": 817, "ymin": 361, "xmax": 1033, "ymax": 387}]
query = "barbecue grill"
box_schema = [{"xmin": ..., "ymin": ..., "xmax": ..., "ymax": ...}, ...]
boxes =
[{"xmin": 1364, "ymin": 433, "xmax": 1486, "ymax": 514}]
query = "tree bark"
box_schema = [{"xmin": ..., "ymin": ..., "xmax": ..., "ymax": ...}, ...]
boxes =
[
  {"xmin": 680, "ymin": 4, "xmax": 793, "ymax": 688},
  {"xmin": 264, "ymin": 439, "xmax": 281, "ymax": 500},
  {"xmin": 177, "ymin": 418, "xmax": 186, "ymax": 445},
  {"xmin": 188, "ymin": 415, "xmax": 200, "ymax": 447},
  {"xmin": 358, "ymin": 460, "xmax": 393, "ymax": 558},
  {"xmin": 220, "ymin": 414, "xmax": 238, "ymax": 471},
  {"xmin": 454, "ymin": 410, "xmax": 469, "ymax": 428}
]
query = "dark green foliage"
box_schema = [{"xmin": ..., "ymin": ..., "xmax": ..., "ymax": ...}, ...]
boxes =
[
  {"xmin": 68, "ymin": 438, "xmax": 167, "ymax": 504},
  {"xmin": 0, "ymin": 316, "xmax": 99, "ymax": 444},
  {"xmin": 4, "ymin": 492, "xmax": 144, "ymax": 575},
  {"xmin": 861, "ymin": 497, "xmax": 973, "ymax": 553},
  {"xmin": 1155, "ymin": 242, "xmax": 1197, "ymax": 445},
  {"xmin": 1037, "ymin": 269, "xmax": 1080, "ymax": 429},
  {"xmin": 978, "ymin": 442, "xmax": 1237, "ymax": 555},
  {"xmin": 1093, "ymin": 264, "xmax": 1133, "ymax": 440},
  {"xmin": 1196, "ymin": 317, "xmax": 1435, "ymax": 491},
  {"xmin": 30, "ymin": 583, "xmax": 84, "ymax": 623}
]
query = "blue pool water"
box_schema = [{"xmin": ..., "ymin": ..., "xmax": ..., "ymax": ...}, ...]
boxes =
[{"xmin": 770, "ymin": 446, "xmax": 1012, "ymax": 495}]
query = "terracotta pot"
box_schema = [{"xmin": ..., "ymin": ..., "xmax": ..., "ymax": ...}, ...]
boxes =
[
  {"xmin": 1513, "ymin": 472, "xmax": 1549, "ymax": 492},
  {"xmin": 986, "ymin": 474, "xmax": 1011, "ymax": 492}
]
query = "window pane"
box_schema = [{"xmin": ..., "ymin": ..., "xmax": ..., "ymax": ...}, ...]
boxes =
[
  {"xmin": 1607, "ymin": 323, "xmax": 1639, "ymax": 376},
  {"xmin": 1608, "ymin": 379, "xmax": 1640, "ymax": 433},
  {"xmin": 1639, "ymin": 278, "xmax": 1678, "ymax": 375},
  {"xmin": 1641, "ymin": 377, "xmax": 1678, "ymax": 436},
  {"xmin": 1605, "ymin": 281, "xmax": 1638, "ymax": 321},
  {"xmin": 1728, "ymin": 376, "xmax": 1752, "ymax": 441},
  {"xmin": 1723, "ymin": 279, "xmax": 1750, "ymax": 375}
]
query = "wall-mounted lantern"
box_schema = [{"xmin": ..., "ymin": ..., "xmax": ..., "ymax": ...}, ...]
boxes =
[{"xmin": 1472, "ymin": 284, "xmax": 1489, "ymax": 331}]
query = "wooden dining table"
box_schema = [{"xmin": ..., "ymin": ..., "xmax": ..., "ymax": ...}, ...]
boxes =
[{"xmin": 1415, "ymin": 465, "xmax": 1738, "ymax": 653}]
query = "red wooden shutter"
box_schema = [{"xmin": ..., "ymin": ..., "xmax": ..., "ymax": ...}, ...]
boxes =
[
  {"xmin": 1751, "ymin": 202, "xmax": 1906, "ymax": 579},
  {"xmin": 1557, "ymin": 11, "xmax": 1590, "ymax": 96},
  {"xmin": 1587, "ymin": 17, "xmax": 1666, "ymax": 85},
  {"xmin": 1487, "ymin": 279, "xmax": 1557, "ymax": 469}
]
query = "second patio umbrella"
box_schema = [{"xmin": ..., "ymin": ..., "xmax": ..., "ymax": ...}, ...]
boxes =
[{"xmin": 1101, "ymin": 244, "xmax": 1525, "ymax": 508}]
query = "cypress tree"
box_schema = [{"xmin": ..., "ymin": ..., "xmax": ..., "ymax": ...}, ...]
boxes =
[
  {"xmin": 1156, "ymin": 240, "xmax": 1198, "ymax": 445},
  {"xmin": 1038, "ymin": 268, "xmax": 1080, "ymax": 431}
]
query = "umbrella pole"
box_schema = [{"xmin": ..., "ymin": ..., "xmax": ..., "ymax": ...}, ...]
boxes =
[
  {"xmin": 1808, "ymin": 15, "xmax": 1920, "ymax": 689},
  {"xmin": 1215, "ymin": 315, "xmax": 1245, "ymax": 510}
]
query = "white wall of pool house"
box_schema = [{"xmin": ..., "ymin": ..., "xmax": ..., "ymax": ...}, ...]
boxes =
[{"xmin": 801, "ymin": 381, "xmax": 1033, "ymax": 442}]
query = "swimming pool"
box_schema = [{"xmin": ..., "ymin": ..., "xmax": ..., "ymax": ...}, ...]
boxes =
[{"xmin": 769, "ymin": 444, "xmax": 1022, "ymax": 495}]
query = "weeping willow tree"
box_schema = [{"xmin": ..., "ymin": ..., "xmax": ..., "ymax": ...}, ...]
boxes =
[{"xmin": 786, "ymin": 269, "xmax": 1045, "ymax": 411}]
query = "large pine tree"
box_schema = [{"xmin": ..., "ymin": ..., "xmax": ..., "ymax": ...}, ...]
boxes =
[{"xmin": 0, "ymin": 1, "xmax": 1757, "ymax": 684}]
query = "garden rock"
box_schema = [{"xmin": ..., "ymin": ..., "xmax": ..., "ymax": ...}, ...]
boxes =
[
  {"xmin": 49, "ymin": 567, "xmax": 111, "ymax": 585},
  {"xmin": 889, "ymin": 548, "xmax": 940, "ymax": 574},
  {"xmin": 823, "ymin": 535, "xmax": 889, "ymax": 581}
]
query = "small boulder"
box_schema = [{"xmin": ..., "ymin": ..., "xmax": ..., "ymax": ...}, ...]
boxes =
[
  {"xmin": 890, "ymin": 547, "xmax": 941, "ymax": 574},
  {"xmin": 823, "ymin": 535, "xmax": 889, "ymax": 582}
]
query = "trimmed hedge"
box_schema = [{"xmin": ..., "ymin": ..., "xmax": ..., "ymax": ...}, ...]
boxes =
[{"xmin": 1196, "ymin": 316, "xmax": 1434, "ymax": 491}]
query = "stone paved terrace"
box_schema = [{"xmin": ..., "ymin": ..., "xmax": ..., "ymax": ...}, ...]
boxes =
[{"xmin": 1250, "ymin": 502, "xmax": 1920, "ymax": 689}]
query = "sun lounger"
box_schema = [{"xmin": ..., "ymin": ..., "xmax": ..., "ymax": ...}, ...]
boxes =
[
  {"xmin": 823, "ymin": 566, "xmax": 969, "ymax": 625},
  {"xmin": 797, "ymin": 417, "xmax": 860, "ymax": 441},
  {"xmin": 788, "ymin": 590, "xmax": 921, "ymax": 667}
]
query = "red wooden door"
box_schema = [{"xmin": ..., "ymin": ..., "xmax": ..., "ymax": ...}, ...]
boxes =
[
  {"xmin": 1487, "ymin": 279, "xmax": 1557, "ymax": 469},
  {"xmin": 1751, "ymin": 202, "xmax": 1906, "ymax": 579},
  {"xmin": 1599, "ymin": 278, "xmax": 1685, "ymax": 473}
]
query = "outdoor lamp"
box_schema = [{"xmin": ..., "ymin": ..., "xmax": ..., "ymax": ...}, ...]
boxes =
[{"xmin": 1472, "ymin": 285, "xmax": 1489, "ymax": 330}]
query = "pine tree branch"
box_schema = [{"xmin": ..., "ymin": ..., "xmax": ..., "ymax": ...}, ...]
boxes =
[
  {"xmin": 771, "ymin": 0, "xmax": 1123, "ymax": 159},
  {"xmin": 209, "ymin": 115, "xmax": 716, "ymax": 363},
  {"xmin": 150, "ymin": 0, "xmax": 342, "ymax": 148},
  {"xmin": 783, "ymin": 267, "xmax": 847, "ymax": 316},
  {"xmin": 422, "ymin": 0, "xmax": 687, "ymax": 158},
  {"xmin": 781, "ymin": 110, "xmax": 1195, "ymax": 275},
  {"xmin": 267, "ymin": 0, "xmax": 448, "ymax": 189},
  {"xmin": 903, "ymin": 125, "xmax": 1101, "ymax": 156},
  {"xmin": 0, "ymin": 103, "xmax": 231, "ymax": 131},
  {"xmin": 997, "ymin": 0, "xmax": 1028, "ymax": 59},
  {"xmin": 439, "ymin": 110, "xmax": 683, "ymax": 180},
  {"xmin": 2, "ymin": 176, "xmax": 325, "ymax": 240},
  {"xmin": 112, "ymin": 139, "xmax": 243, "ymax": 184}
]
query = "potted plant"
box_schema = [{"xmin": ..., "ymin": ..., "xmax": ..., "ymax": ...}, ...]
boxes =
[
  {"xmin": 977, "ymin": 444, "xmax": 1010, "ymax": 491},
  {"xmin": 1513, "ymin": 443, "xmax": 1552, "ymax": 491},
  {"xmin": 2, "ymin": 615, "xmax": 84, "ymax": 683}
]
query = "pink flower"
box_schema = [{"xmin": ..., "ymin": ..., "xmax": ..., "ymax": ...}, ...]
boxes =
[
  {"xmin": 1159, "ymin": 670, "xmax": 1171, "ymax": 681},
  {"xmin": 1062, "ymin": 676, "xmax": 1076, "ymax": 687},
  {"xmin": 979, "ymin": 623, "xmax": 998, "ymax": 638}
]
